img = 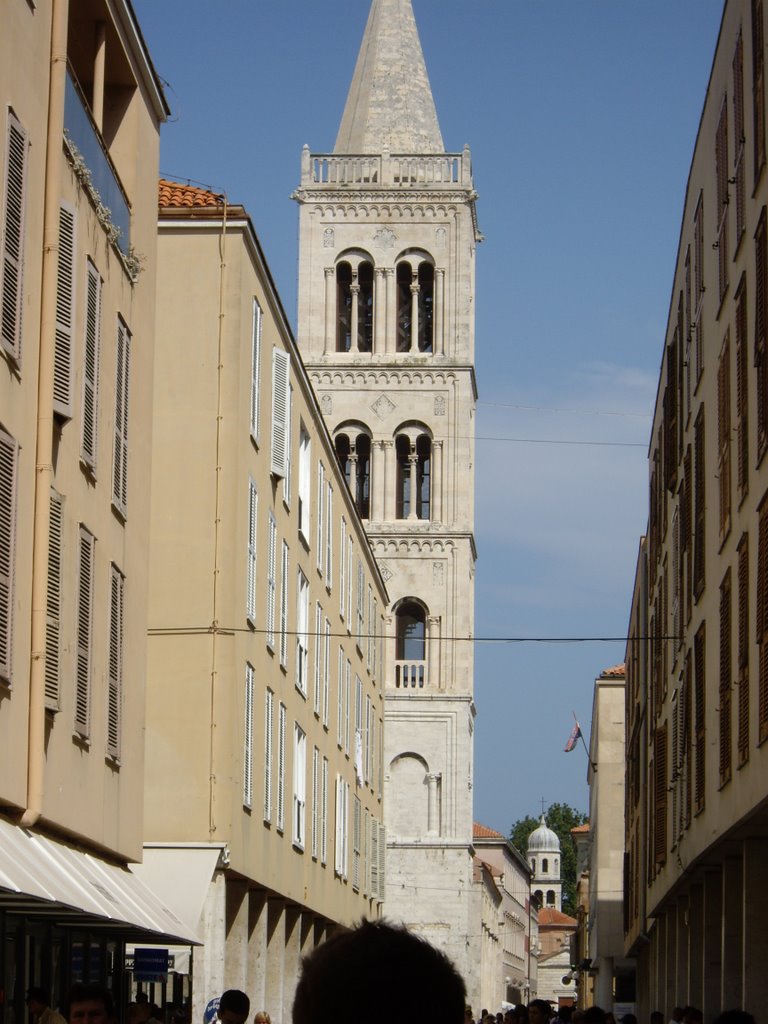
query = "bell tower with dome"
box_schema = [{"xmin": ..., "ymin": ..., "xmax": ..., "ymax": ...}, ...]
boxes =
[{"xmin": 527, "ymin": 815, "xmax": 562, "ymax": 911}]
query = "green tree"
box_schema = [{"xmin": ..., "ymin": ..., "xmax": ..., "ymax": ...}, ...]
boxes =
[{"xmin": 509, "ymin": 802, "xmax": 587, "ymax": 917}]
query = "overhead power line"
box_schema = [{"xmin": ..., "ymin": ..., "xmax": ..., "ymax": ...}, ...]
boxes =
[{"xmin": 479, "ymin": 401, "xmax": 651, "ymax": 420}]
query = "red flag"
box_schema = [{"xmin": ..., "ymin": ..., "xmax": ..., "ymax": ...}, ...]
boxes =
[{"xmin": 564, "ymin": 721, "xmax": 581, "ymax": 753}]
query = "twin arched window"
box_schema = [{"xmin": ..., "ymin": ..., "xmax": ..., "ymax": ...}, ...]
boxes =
[
  {"xmin": 396, "ymin": 433, "xmax": 431, "ymax": 520},
  {"xmin": 396, "ymin": 259, "xmax": 434, "ymax": 353},
  {"xmin": 395, "ymin": 600, "xmax": 427, "ymax": 688},
  {"xmin": 336, "ymin": 259, "xmax": 373, "ymax": 353},
  {"xmin": 334, "ymin": 428, "xmax": 371, "ymax": 519}
]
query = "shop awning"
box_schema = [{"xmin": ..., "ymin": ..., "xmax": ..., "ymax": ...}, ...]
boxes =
[
  {"xmin": 131, "ymin": 843, "xmax": 226, "ymax": 936},
  {"xmin": 0, "ymin": 818, "xmax": 200, "ymax": 944}
]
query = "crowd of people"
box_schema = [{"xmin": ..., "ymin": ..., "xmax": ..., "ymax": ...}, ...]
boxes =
[{"xmin": 23, "ymin": 924, "xmax": 759, "ymax": 1024}]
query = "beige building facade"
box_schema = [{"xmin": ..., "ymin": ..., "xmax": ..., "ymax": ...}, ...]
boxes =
[
  {"xmin": 0, "ymin": 0, "xmax": 194, "ymax": 1018},
  {"xmin": 142, "ymin": 183, "xmax": 389, "ymax": 1022},
  {"xmin": 293, "ymin": 0, "xmax": 481, "ymax": 999},
  {"xmin": 625, "ymin": 0, "xmax": 768, "ymax": 1015}
]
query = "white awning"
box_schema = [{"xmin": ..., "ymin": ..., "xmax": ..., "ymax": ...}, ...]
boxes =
[
  {"xmin": 0, "ymin": 818, "xmax": 200, "ymax": 944},
  {"xmin": 131, "ymin": 844, "xmax": 226, "ymax": 936}
]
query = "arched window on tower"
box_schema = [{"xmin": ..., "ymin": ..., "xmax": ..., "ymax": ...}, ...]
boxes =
[
  {"xmin": 418, "ymin": 262, "xmax": 434, "ymax": 352},
  {"xmin": 547, "ymin": 890, "xmax": 556, "ymax": 906},
  {"xmin": 542, "ymin": 858, "xmax": 549, "ymax": 873},
  {"xmin": 335, "ymin": 427, "xmax": 371, "ymax": 520},
  {"xmin": 336, "ymin": 254, "xmax": 375, "ymax": 353},
  {"xmin": 396, "ymin": 253, "xmax": 435, "ymax": 353},
  {"xmin": 395, "ymin": 600, "xmax": 426, "ymax": 689},
  {"xmin": 396, "ymin": 262, "xmax": 412, "ymax": 352},
  {"xmin": 396, "ymin": 431, "xmax": 431, "ymax": 520}
]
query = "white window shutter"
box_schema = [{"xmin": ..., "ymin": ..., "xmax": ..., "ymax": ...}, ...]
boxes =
[
  {"xmin": 243, "ymin": 662, "xmax": 254, "ymax": 808},
  {"xmin": 334, "ymin": 775, "xmax": 344, "ymax": 876},
  {"xmin": 112, "ymin": 317, "xmax": 130, "ymax": 515},
  {"xmin": 339, "ymin": 518, "xmax": 346, "ymax": 619},
  {"xmin": 264, "ymin": 688, "xmax": 274, "ymax": 821},
  {"xmin": 247, "ymin": 479, "xmax": 257, "ymax": 622},
  {"xmin": 271, "ymin": 348, "xmax": 290, "ymax": 476},
  {"xmin": 370, "ymin": 817, "xmax": 379, "ymax": 897},
  {"xmin": 337, "ymin": 645, "xmax": 344, "ymax": 746},
  {"xmin": 321, "ymin": 756, "xmax": 328, "ymax": 864},
  {"xmin": 352, "ymin": 796, "xmax": 361, "ymax": 891},
  {"xmin": 250, "ymin": 299, "xmax": 263, "ymax": 441},
  {"xmin": 277, "ymin": 701, "xmax": 286, "ymax": 831},
  {"xmin": 75, "ymin": 527, "xmax": 95, "ymax": 737},
  {"xmin": 323, "ymin": 618, "xmax": 331, "ymax": 726},
  {"xmin": 53, "ymin": 203, "xmax": 76, "ymax": 417},
  {"xmin": 325, "ymin": 484, "xmax": 333, "ymax": 589},
  {"xmin": 0, "ymin": 427, "xmax": 18, "ymax": 683},
  {"xmin": 107, "ymin": 565, "xmax": 124, "ymax": 759},
  {"xmin": 267, "ymin": 513, "xmax": 276, "ymax": 646},
  {"xmin": 316, "ymin": 461, "xmax": 324, "ymax": 570},
  {"xmin": 1, "ymin": 112, "xmax": 28, "ymax": 361},
  {"xmin": 280, "ymin": 541, "xmax": 289, "ymax": 667},
  {"xmin": 81, "ymin": 261, "xmax": 101, "ymax": 472},
  {"xmin": 45, "ymin": 489, "xmax": 63, "ymax": 710},
  {"xmin": 311, "ymin": 745, "xmax": 319, "ymax": 858},
  {"xmin": 314, "ymin": 601, "xmax": 322, "ymax": 714}
]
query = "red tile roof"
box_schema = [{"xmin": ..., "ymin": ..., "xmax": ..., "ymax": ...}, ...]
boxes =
[
  {"xmin": 570, "ymin": 823, "xmax": 590, "ymax": 834},
  {"xmin": 158, "ymin": 178, "xmax": 224, "ymax": 208},
  {"xmin": 600, "ymin": 663, "xmax": 625, "ymax": 678},
  {"xmin": 473, "ymin": 822, "xmax": 506, "ymax": 840},
  {"xmin": 538, "ymin": 907, "xmax": 577, "ymax": 927}
]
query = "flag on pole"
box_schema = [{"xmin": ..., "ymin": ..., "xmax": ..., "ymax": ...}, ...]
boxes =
[{"xmin": 564, "ymin": 720, "xmax": 582, "ymax": 753}]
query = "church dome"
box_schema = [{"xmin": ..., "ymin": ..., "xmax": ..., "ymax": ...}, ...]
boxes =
[{"xmin": 527, "ymin": 815, "xmax": 561, "ymax": 853}]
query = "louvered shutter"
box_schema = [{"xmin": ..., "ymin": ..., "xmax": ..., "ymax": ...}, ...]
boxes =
[
  {"xmin": 271, "ymin": 349, "xmax": 290, "ymax": 476},
  {"xmin": 337, "ymin": 645, "xmax": 344, "ymax": 745},
  {"xmin": 267, "ymin": 514, "xmax": 276, "ymax": 645},
  {"xmin": 280, "ymin": 541, "xmax": 289, "ymax": 667},
  {"xmin": 1, "ymin": 112, "xmax": 27, "ymax": 361},
  {"xmin": 334, "ymin": 775, "xmax": 344, "ymax": 875},
  {"xmin": 694, "ymin": 626, "xmax": 706, "ymax": 813},
  {"xmin": 112, "ymin": 318, "xmax": 130, "ymax": 515},
  {"xmin": 0, "ymin": 428, "xmax": 18, "ymax": 683},
  {"xmin": 736, "ymin": 280, "xmax": 749, "ymax": 496},
  {"xmin": 243, "ymin": 662, "xmax": 254, "ymax": 808},
  {"xmin": 250, "ymin": 299, "xmax": 262, "ymax": 441},
  {"xmin": 311, "ymin": 746, "xmax": 319, "ymax": 858},
  {"xmin": 314, "ymin": 602, "xmax": 322, "ymax": 714},
  {"xmin": 45, "ymin": 489, "xmax": 64, "ymax": 710},
  {"xmin": 81, "ymin": 261, "xmax": 101, "ymax": 471},
  {"xmin": 317, "ymin": 461, "xmax": 324, "ymax": 571},
  {"xmin": 654, "ymin": 725, "xmax": 668, "ymax": 865},
  {"xmin": 370, "ymin": 817, "xmax": 379, "ymax": 897},
  {"xmin": 339, "ymin": 517, "xmax": 346, "ymax": 619},
  {"xmin": 325, "ymin": 484, "xmax": 333, "ymax": 588},
  {"xmin": 321, "ymin": 756, "xmax": 328, "ymax": 864},
  {"xmin": 107, "ymin": 565, "xmax": 124, "ymax": 759},
  {"xmin": 277, "ymin": 702, "xmax": 286, "ymax": 831},
  {"xmin": 323, "ymin": 618, "xmax": 331, "ymax": 726},
  {"xmin": 719, "ymin": 571, "xmax": 732, "ymax": 786},
  {"xmin": 53, "ymin": 204, "xmax": 76, "ymax": 417},
  {"xmin": 247, "ymin": 480, "xmax": 257, "ymax": 622},
  {"xmin": 264, "ymin": 688, "xmax": 274, "ymax": 822},
  {"xmin": 75, "ymin": 527, "xmax": 95, "ymax": 737},
  {"xmin": 378, "ymin": 822, "xmax": 386, "ymax": 898},
  {"xmin": 352, "ymin": 796, "xmax": 361, "ymax": 891},
  {"xmin": 738, "ymin": 537, "xmax": 750, "ymax": 763}
]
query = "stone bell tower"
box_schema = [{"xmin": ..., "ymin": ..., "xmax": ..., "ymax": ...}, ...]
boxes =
[{"xmin": 294, "ymin": 0, "xmax": 480, "ymax": 985}]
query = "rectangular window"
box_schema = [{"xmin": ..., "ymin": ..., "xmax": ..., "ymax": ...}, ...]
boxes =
[
  {"xmin": 264, "ymin": 687, "xmax": 274, "ymax": 822},
  {"xmin": 316, "ymin": 461, "xmax": 325, "ymax": 572},
  {"xmin": 311, "ymin": 745, "xmax": 319, "ymax": 859},
  {"xmin": 735, "ymin": 276, "xmax": 749, "ymax": 498},
  {"xmin": 277, "ymin": 701, "xmax": 286, "ymax": 831},
  {"xmin": 758, "ymin": 496, "xmax": 768, "ymax": 743},
  {"xmin": 367, "ymin": 584, "xmax": 373, "ymax": 670},
  {"xmin": 45, "ymin": 489, "xmax": 63, "ymax": 709},
  {"xmin": 247, "ymin": 479, "xmax": 258, "ymax": 623},
  {"xmin": 720, "ymin": 569, "xmax": 733, "ymax": 787},
  {"xmin": 693, "ymin": 193, "xmax": 705, "ymax": 383},
  {"xmin": 250, "ymin": 299, "xmax": 263, "ymax": 442},
  {"xmin": 370, "ymin": 815, "xmax": 379, "ymax": 899},
  {"xmin": 54, "ymin": 203, "xmax": 76, "ymax": 417},
  {"xmin": 372, "ymin": 597, "xmax": 378, "ymax": 681},
  {"xmin": 81, "ymin": 260, "xmax": 102, "ymax": 472},
  {"xmin": 107, "ymin": 564, "xmax": 124, "ymax": 761},
  {"xmin": 694, "ymin": 623, "xmax": 706, "ymax": 813},
  {"xmin": 365, "ymin": 693, "xmax": 373, "ymax": 785},
  {"xmin": 267, "ymin": 513, "xmax": 277, "ymax": 647},
  {"xmin": 334, "ymin": 774, "xmax": 349, "ymax": 878},
  {"xmin": 715, "ymin": 95, "xmax": 729, "ymax": 302},
  {"xmin": 654, "ymin": 724, "xmax": 668, "ymax": 866},
  {"xmin": 356, "ymin": 559, "xmax": 364, "ymax": 649},
  {"xmin": 325, "ymin": 483, "xmax": 333, "ymax": 589},
  {"xmin": 321, "ymin": 756, "xmax": 329, "ymax": 865},
  {"xmin": 337, "ymin": 644, "xmax": 344, "ymax": 746},
  {"xmin": 323, "ymin": 617, "xmax": 331, "ymax": 727},
  {"xmin": 738, "ymin": 534, "xmax": 750, "ymax": 766},
  {"xmin": 298, "ymin": 425, "xmax": 311, "ymax": 543},
  {"xmin": 280, "ymin": 540, "xmax": 289, "ymax": 668},
  {"xmin": 314, "ymin": 602, "xmax": 322, "ymax": 715},
  {"xmin": 271, "ymin": 348, "xmax": 290, "ymax": 477},
  {"xmin": 734, "ymin": 32, "xmax": 746, "ymax": 246},
  {"xmin": 354, "ymin": 674, "xmax": 363, "ymax": 782},
  {"xmin": 296, "ymin": 569, "xmax": 309, "ymax": 695},
  {"xmin": 345, "ymin": 658, "xmax": 351, "ymax": 755},
  {"xmin": 293, "ymin": 723, "xmax": 306, "ymax": 849},
  {"xmin": 75, "ymin": 526, "xmax": 96, "ymax": 738},
  {"xmin": 112, "ymin": 317, "xmax": 130, "ymax": 516},
  {"xmin": 693, "ymin": 407, "xmax": 706, "ymax": 599},
  {"xmin": 757, "ymin": 210, "xmax": 768, "ymax": 459},
  {"xmin": 1, "ymin": 110, "xmax": 28, "ymax": 362},
  {"xmin": 339, "ymin": 517, "xmax": 347, "ymax": 619},
  {"xmin": 717, "ymin": 333, "xmax": 731, "ymax": 541},
  {"xmin": 352, "ymin": 795, "xmax": 362, "ymax": 891},
  {"xmin": 243, "ymin": 663, "xmax": 255, "ymax": 808},
  {"xmin": 0, "ymin": 427, "xmax": 18, "ymax": 684},
  {"xmin": 753, "ymin": 0, "xmax": 766, "ymax": 183},
  {"xmin": 283, "ymin": 383, "xmax": 293, "ymax": 505},
  {"xmin": 347, "ymin": 538, "xmax": 354, "ymax": 633}
]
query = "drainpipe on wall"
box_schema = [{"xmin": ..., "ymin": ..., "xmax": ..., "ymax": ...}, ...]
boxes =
[{"xmin": 20, "ymin": 0, "xmax": 69, "ymax": 830}]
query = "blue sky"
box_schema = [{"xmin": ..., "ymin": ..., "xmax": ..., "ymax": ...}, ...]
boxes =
[{"xmin": 134, "ymin": 1, "xmax": 725, "ymax": 832}]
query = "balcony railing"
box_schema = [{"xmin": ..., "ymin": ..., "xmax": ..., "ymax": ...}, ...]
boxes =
[
  {"xmin": 394, "ymin": 660, "xmax": 426, "ymax": 689},
  {"xmin": 302, "ymin": 148, "xmax": 472, "ymax": 189},
  {"xmin": 64, "ymin": 71, "xmax": 130, "ymax": 254}
]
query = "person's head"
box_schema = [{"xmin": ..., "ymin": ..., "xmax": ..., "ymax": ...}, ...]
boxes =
[
  {"xmin": 217, "ymin": 993, "xmax": 250, "ymax": 1024},
  {"xmin": 583, "ymin": 1008, "xmax": 607, "ymax": 1024},
  {"xmin": 292, "ymin": 920, "xmax": 466, "ymax": 1024},
  {"xmin": 605, "ymin": 1014, "xmax": 616, "ymax": 1024},
  {"xmin": 26, "ymin": 989, "xmax": 49, "ymax": 1016},
  {"xmin": 650, "ymin": 1014, "xmax": 665, "ymax": 1024},
  {"xmin": 682, "ymin": 1010, "xmax": 702, "ymax": 1024},
  {"xmin": 528, "ymin": 1002, "xmax": 551, "ymax": 1024},
  {"xmin": 253, "ymin": 1014, "xmax": 271, "ymax": 1024},
  {"xmin": 671, "ymin": 1011, "xmax": 684, "ymax": 1024},
  {"xmin": 63, "ymin": 985, "xmax": 114, "ymax": 1024}
]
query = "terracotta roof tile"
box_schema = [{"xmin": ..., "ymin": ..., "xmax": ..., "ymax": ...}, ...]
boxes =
[
  {"xmin": 538, "ymin": 907, "xmax": 577, "ymax": 927},
  {"xmin": 473, "ymin": 822, "xmax": 506, "ymax": 840},
  {"xmin": 159, "ymin": 178, "xmax": 224, "ymax": 209},
  {"xmin": 570, "ymin": 823, "xmax": 590, "ymax": 834},
  {"xmin": 600, "ymin": 663, "xmax": 626, "ymax": 678}
]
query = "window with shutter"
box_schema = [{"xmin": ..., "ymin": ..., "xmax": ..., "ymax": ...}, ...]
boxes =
[
  {"xmin": 321, "ymin": 755, "xmax": 329, "ymax": 865},
  {"xmin": 246, "ymin": 479, "xmax": 257, "ymax": 623},
  {"xmin": 264, "ymin": 687, "xmax": 274, "ymax": 822},
  {"xmin": 311, "ymin": 745, "xmax": 319, "ymax": 859},
  {"xmin": 267, "ymin": 513, "xmax": 276, "ymax": 648},
  {"xmin": 693, "ymin": 194, "xmax": 705, "ymax": 383},
  {"xmin": 296, "ymin": 570, "xmax": 309, "ymax": 694},
  {"xmin": 106, "ymin": 565, "xmax": 124, "ymax": 761},
  {"xmin": 684, "ymin": 651, "xmax": 692, "ymax": 827},
  {"xmin": 378, "ymin": 821, "xmax": 386, "ymax": 898},
  {"xmin": 738, "ymin": 534, "xmax": 750, "ymax": 765},
  {"xmin": 756, "ymin": 210, "xmax": 768, "ymax": 459},
  {"xmin": 75, "ymin": 526, "xmax": 95, "ymax": 738},
  {"xmin": 112, "ymin": 317, "xmax": 130, "ymax": 516},
  {"xmin": 370, "ymin": 816, "xmax": 379, "ymax": 898},
  {"xmin": 334, "ymin": 775, "xmax": 344, "ymax": 876},
  {"xmin": 283, "ymin": 384, "xmax": 293, "ymax": 505},
  {"xmin": 277, "ymin": 701, "xmax": 286, "ymax": 831},
  {"xmin": 352, "ymin": 796, "xmax": 361, "ymax": 891},
  {"xmin": 654, "ymin": 724, "xmax": 668, "ymax": 866},
  {"xmin": 337, "ymin": 644, "xmax": 344, "ymax": 747},
  {"xmin": 693, "ymin": 408, "xmax": 706, "ymax": 599},
  {"xmin": 54, "ymin": 204, "xmax": 76, "ymax": 417},
  {"xmin": 323, "ymin": 617, "xmax": 331, "ymax": 727},
  {"xmin": 734, "ymin": 33, "xmax": 747, "ymax": 246},
  {"xmin": 356, "ymin": 559, "xmax": 364, "ymax": 649},
  {"xmin": 270, "ymin": 348, "xmax": 290, "ymax": 477},
  {"xmin": 243, "ymin": 662, "xmax": 254, "ymax": 809},
  {"xmin": 719, "ymin": 569, "xmax": 733, "ymax": 787},
  {"xmin": 735, "ymin": 277, "xmax": 749, "ymax": 498},
  {"xmin": 345, "ymin": 659, "xmax": 351, "ymax": 755},
  {"xmin": 314, "ymin": 602, "xmax": 322, "ymax": 715},
  {"xmin": 715, "ymin": 95, "xmax": 730, "ymax": 302},
  {"xmin": 250, "ymin": 299, "xmax": 263, "ymax": 442},
  {"xmin": 325, "ymin": 483, "xmax": 333, "ymax": 589},
  {"xmin": 293, "ymin": 723, "xmax": 306, "ymax": 849},
  {"xmin": 753, "ymin": 0, "xmax": 766, "ymax": 183},
  {"xmin": 694, "ymin": 624, "xmax": 706, "ymax": 813},
  {"xmin": 81, "ymin": 261, "xmax": 102, "ymax": 473},
  {"xmin": 298, "ymin": 426, "xmax": 311, "ymax": 543},
  {"xmin": 1, "ymin": 111, "xmax": 28, "ymax": 362},
  {"xmin": 683, "ymin": 446, "xmax": 693, "ymax": 624},
  {"xmin": 347, "ymin": 538, "xmax": 353, "ymax": 629},
  {"xmin": 717, "ymin": 333, "xmax": 732, "ymax": 541},
  {"xmin": 339, "ymin": 517, "xmax": 347, "ymax": 619},
  {"xmin": 0, "ymin": 427, "xmax": 18, "ymax": 684},
  {"xmin": 280, "ymin": 541, "xmax": 289, "ymax": 668},
  {"xmin": 758, "ymin": 497, "xmax": 768, "ymax": 743},
  {"xmin": 316, "ymin": 461, "xmax": 324, "ymax": 571},
  {"xmin": 45, "ymin": 489, "xmax": 64, "ymax": 710}
]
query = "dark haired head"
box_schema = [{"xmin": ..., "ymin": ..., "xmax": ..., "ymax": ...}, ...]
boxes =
[
  {"xmin": 292, "ymin": 920, "xmax": 465, "ymax": 1024},
  {"xmin": 218, "ymin": 993, "xmax": 250, "ymax": 1022},
  {"xmin": 26, "ymin": 989, "xmax": 48, "ymax": 1006},
  {"xmin": 62, "ymin": 985, "xmax": 114, "ymax": 1022}
]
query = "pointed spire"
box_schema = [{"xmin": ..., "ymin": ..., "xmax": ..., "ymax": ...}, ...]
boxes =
[{"xmin": 335, "ymin": 0, "xmax": 444, "ymax": 155}]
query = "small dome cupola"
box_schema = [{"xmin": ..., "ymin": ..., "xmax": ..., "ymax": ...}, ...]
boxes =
[{"xmin": 527, "ymin": 815, "xmax": 561, "ymax": 854}]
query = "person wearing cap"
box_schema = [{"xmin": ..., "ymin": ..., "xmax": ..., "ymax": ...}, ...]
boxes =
[{"xmin": 26, "ymin": 988, "xmax": 67, "ymax": 1024}]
